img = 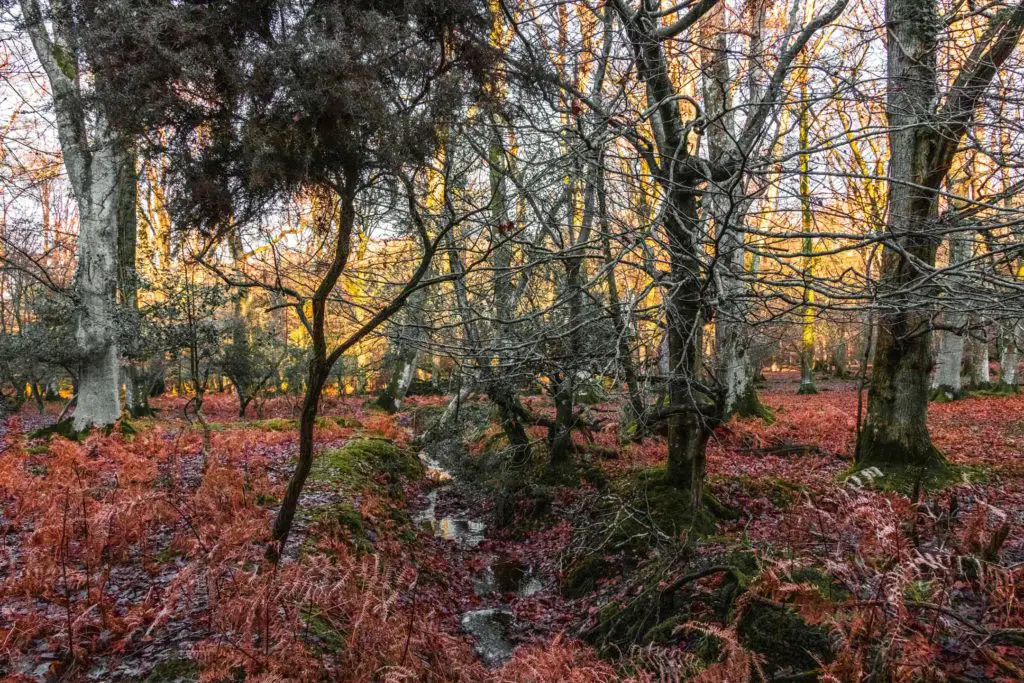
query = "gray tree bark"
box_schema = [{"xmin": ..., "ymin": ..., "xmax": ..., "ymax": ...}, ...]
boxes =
[
  {"xmin": 20, "ymin": 0, "xmax": 130, "ymax": 431},
  {"xmin": 860, "ymin": 0, "xmax": 1024, "ymax": 466}
]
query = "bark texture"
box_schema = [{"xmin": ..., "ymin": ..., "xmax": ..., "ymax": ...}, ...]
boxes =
[
  {"xmin": 861, "ymin": 0, "xmax": 1024, "ymax": 466},
  {"xmin": 20, "ymin": 0, "xmax": 129, "ymax": 431}
]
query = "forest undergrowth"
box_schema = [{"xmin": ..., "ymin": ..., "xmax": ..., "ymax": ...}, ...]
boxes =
[{"xmin": 1, "ymin": 375, "xmax": 1023, "ymax": 681}]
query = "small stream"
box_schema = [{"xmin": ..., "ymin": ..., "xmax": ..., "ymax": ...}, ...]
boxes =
[{"xmin": 414, "ymin": 449, "xmax": 541, "ymax": 666}]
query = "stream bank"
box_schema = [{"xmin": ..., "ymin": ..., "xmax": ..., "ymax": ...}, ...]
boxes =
[{"xmin": 412, "ymin": 446, "xmax": 548, "ymax": 666}]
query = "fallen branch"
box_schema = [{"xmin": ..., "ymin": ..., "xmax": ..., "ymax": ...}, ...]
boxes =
[{"xmin": 732, "ymin": 443, "xmax": 822, "ymax": 456}]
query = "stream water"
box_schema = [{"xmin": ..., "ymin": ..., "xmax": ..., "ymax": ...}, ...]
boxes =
[{"xmin": 414, "ymin": 449, "xmax": 542, "ymax": 666}]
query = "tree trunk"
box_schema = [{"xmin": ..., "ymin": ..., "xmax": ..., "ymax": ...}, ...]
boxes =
[
  {"xmin": 931, "ymin": 235, "xmax": 970, "ymax": 394},
  {"xmin": 967, "ymin": 327, "xmax": 991, "ymax": 387},
  {"xmin": 1000, "ymin": 322, "xmax": 1020, "ymax": 386},
  {"xmin": 861, "ymin": 0, "xmax": 945, "ymax": 467},
  {"xmin": 72, "ymin": 133, "xmax": 128, "ymax": 431},
  {"xmin": 797, "ymin": 61, "xmax": 818, "ymax": 396},
  {"xmin": 860, "ymin": 0, "xmax": 1024, "ymax": 467},
  {"xmin": 931, "ymin": 330, "xmax": 965, "ymax": 393},
  {"xmin": 20, "ymin": 0, "xmax": 126, "ymax": 432}
]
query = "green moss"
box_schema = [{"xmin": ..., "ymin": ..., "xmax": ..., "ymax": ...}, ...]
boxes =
[
  {"xmin": 308, "ymin": 502, "xmax": 375, "ymax": 554},
  {"xmin": 329, "ymin": 416, "xmax": 365, "ymax": 429},
  {"xmin": 310, "ymin": 438, "xmax": 423, "ymax": 490},
  {"xmin": 789, "ymin": 566, "xmax": 850, "ymax": 603},
  {"xmin": 255, "ymin": 417, "xmax": 298, "ymax": 432},
  {"xmin": 302, "ymin": 608, "xmax": 345, "ymax": 654},
  {"xmin": 967, "ymin": 383, "xmax": 1020, "ymax": 397},
  {"xmin": 153, "ymin": 546, "xmax": 184, "ymax": 564},
  {"xmin": 620, "ymin": 468, "xmax": 720, "ymax": 538},
  {"xmin": 584, "ymin": 569, "xmax": 693, "ymax": 649},
  {"xmin": 929, "ymin": 385, "xmax": 963, "ymax": 403},
  {"xmin": 24, "ymin": 445, "xmax": 48, "ymax": 455},
  {"xmin": 29, "ymin": 418, "xmax": 83, "ymax": 441},
  {"xmin": 737, "ymin": 602, "xmax": 833, "ymax": 674},
  {"xmin": 255, "ymin": 493, "xmax": 279, "ymax": 506},
  {"xmin": 733, "ymin": 386, "xmax": 775, "ymax": 424},
  {"xmin": 843, "ymin": 459, "xmax": 962, "ymax": 495},
  {"xmin": 564, "ymin": 555, "xmax": 612, "ymax": 599},
  {"xmin": 643, "ymin": 614, "xmax": 688, "ymax": 644},
  {"xmin": 51, "ymin": 45, "xmax": 78, "ymax": 80},
  {"xmin": 144, "ymin": 656, "xmax": 199, "ymax": 682}
]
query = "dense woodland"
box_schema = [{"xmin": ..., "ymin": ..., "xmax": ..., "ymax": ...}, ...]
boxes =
[{"xmin": 3, "ymin": 0, "xmax": 1024, "ymax": 680}]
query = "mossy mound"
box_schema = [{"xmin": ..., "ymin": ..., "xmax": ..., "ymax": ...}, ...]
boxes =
[
  {"xmin": 732, "ymin": 386, "xmax": 775, "ymax": 424},
  {"xmin": 310, "ymin": 438, "xmax": 423, "ymax": 492},
  {"xmin": 564, "ymin": 555, "xmax": 613, "ymax": 599},
  {"xmin": 737, "ymin": 601, "xmax": 833, "ymax": 675},
  {"xmin": 929, "ymin": 385, "xmax": 964, "ymax": 403},
  {"xmin": 310, "ymin": 502, "xmax": 374, "ymax": 554},
  {"xmin": 843, "ymin": 459, "xmax": 966, "ymax": 495},
  {"xmin": 619, "ymin": 468, "xmax": 724, "ymax": 538}
]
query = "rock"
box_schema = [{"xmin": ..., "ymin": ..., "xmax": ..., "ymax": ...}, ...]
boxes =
[{"xmin": 460, "ymin": 607, "xmax": 515, "ymax": 667}]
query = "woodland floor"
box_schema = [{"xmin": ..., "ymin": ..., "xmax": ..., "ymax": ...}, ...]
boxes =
[{"xmin": 2, "ymin": 372, "xmax": 1024, "ymax": 681}]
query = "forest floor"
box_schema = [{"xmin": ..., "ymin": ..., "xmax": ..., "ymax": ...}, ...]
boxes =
[{"xmin": 2, "ymin": 373, "xmax": 1024, "ymax": 681}]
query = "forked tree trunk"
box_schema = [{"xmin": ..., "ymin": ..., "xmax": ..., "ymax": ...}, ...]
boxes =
[{"xmin": 860, "ymin": 0, "xmax": 1024, "ymax": 467}]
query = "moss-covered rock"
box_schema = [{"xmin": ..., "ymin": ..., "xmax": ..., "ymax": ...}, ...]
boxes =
[{"xmin": 737, "ymin": 601, "xmax": 833, "ymax": 675}]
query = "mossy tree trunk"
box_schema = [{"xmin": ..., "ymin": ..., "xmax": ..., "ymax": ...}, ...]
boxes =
[
  {"xmin": 860, "ymin": 0, "xmax": 1024, "ymax": 467},
  {"xmin": 797, "ymin": 58, "xmax": 818, "ymax": 396}
]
